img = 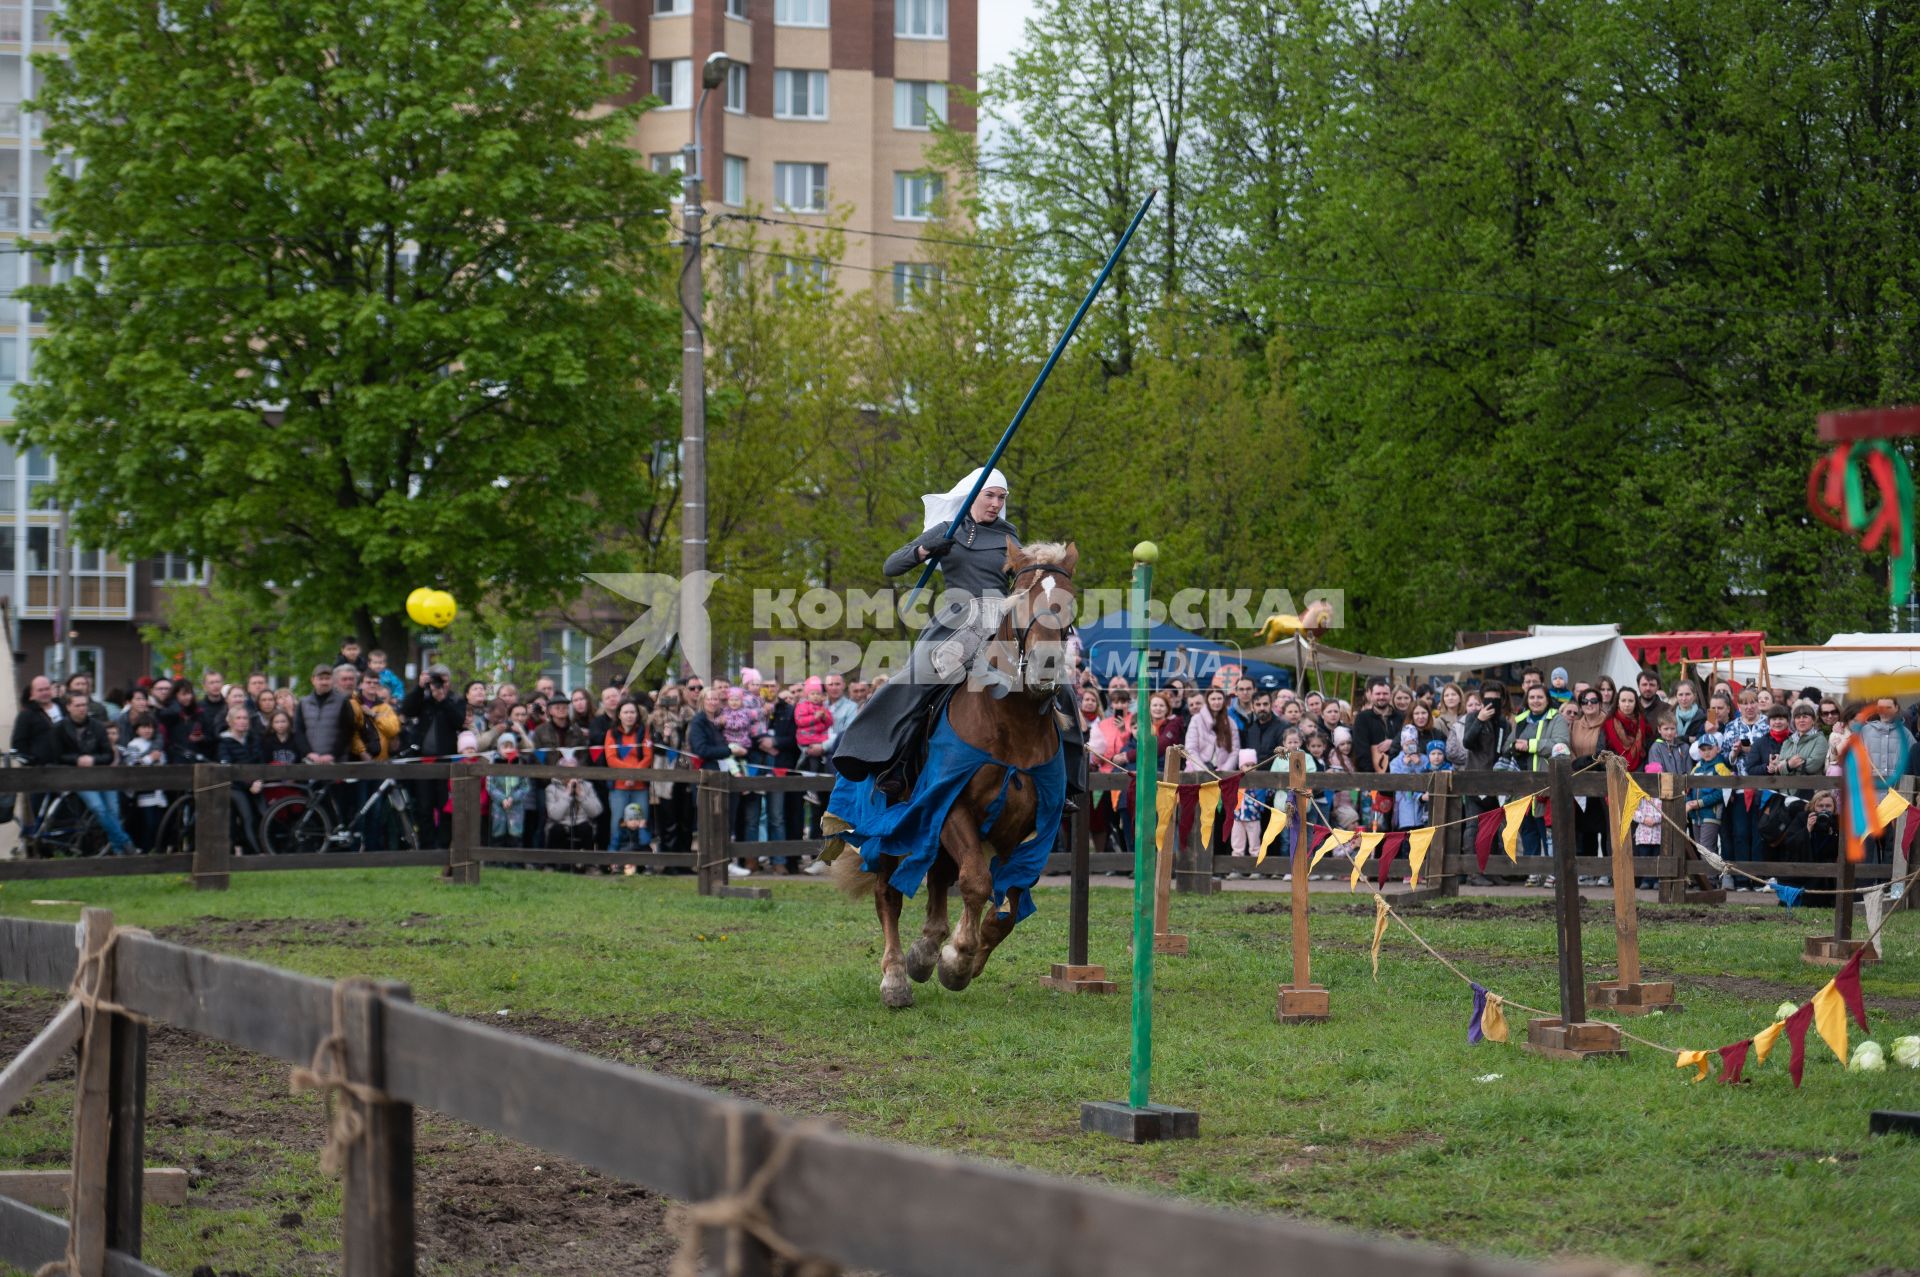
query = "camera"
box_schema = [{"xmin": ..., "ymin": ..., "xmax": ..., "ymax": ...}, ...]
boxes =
[{"xmin": 429, "ymin": 672, "xmax": 449, "ymax": 686}]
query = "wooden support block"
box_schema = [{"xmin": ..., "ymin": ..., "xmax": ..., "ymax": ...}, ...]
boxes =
[
  {"xmin": 1586, "ymin": 980, "xmax": 1679, "ymax": 1016},
  {"xmin": 1275, "ymin": 984, "xmax": 1330, "ymax": 1024},
  {"xmin": 1804, "ymin": 935, "xmax": 1880, "ymax": 966},
  {"xmin": 1153, "ymin": 934, "xmax": 1188, "ymax": 956},
  {"xmin": 1523, "ymin": 1017, "xmax": 1628, "ymax": 1061},
  {"xmin": 1079, "ymin": 1101, "xmax": 1200, "ymax": 1144},
  {"xmin": 0, "ymin": 1169, "xmax": 187, "ymax": 1211},
  {"xmin": 1870, "ymin": 1110, "xmax": 1920, "ymax": 1137},
  {"xmin": 1039, "ymin": 963, "xmax": 1115, "ymax": 994}
]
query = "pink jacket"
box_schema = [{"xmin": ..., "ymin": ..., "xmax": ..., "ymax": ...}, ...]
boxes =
[
  {"xmin": 1182, "ymin": 704, "xmax": 1240, "ymax": 772},
  {"xmin": 795, "ymin": 699, "xmax": 834, "ymax": 750}
]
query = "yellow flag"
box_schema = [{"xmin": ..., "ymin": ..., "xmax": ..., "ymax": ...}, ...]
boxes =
[
  {"xmin": 1154, "ymin": 786, "xmax": 1178, "ymax": 851},
  {"xmin": 1350, "ymin": 831, "xmax": 1383, "ymax": 890},
  {"xmin": 1405, "ymin": 828, "xmax": 1436, "ymax": 887},
  {"xmin": 1370, "ymin": 893, "xmax": 1390, "ymax": 979},
  {"xmin": 1811, "ymin": 981, "xmax": 1849, "ymax": 1064},
  {"xmin": 1501, "ymin": 795, "xmax": 1532, "ymax": 861},
  {"xmin": 1676, "ymin": 1050, "xmax": 1711, "ymax": 1083},
  {"xmin": 1878, "ymin": 787, "xmax": 1911, "ymax": 826},
  {"xmin": 1194, "ymin": 781, "xmax": 1222, "ymax": 852},
  {"xmin": 1754, "ymin": 1019, "xmax": 1785, "ymax": 1064},
  {"xmin": 1482, "ymin": 993, "xmax": 1509, "ymax": 1043},
  {"xmin": 1308, "ymin": 828, "xmax": 1353, "ymax": 872},
  {"xmin": 1615, "ymin": 779, "xmax": 1649, "ymax": 852},
  {"xmin": 1255, "ymin": 799, "xmax": 1289, "ymax": 868}
]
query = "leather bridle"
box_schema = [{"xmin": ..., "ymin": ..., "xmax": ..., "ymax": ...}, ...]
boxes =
[{"xmin": 1005, "ymin": 562, "xmax": 1076, "ymax": 693}]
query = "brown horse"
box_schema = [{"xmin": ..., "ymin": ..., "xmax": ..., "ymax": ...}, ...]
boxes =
[{"xmin": 835, "ymin": 540, "xmax": 1079, "ymax": 1008}]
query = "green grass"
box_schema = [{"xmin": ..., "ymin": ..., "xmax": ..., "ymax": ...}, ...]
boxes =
[{"xmin": 4, "ymin": 870, "xmax": 1919, "ymax": 1276}]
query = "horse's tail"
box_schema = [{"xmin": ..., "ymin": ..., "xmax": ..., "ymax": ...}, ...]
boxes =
[{"xmin": 830, "ymin": 847, "xmax": 880, "ymax": 900}]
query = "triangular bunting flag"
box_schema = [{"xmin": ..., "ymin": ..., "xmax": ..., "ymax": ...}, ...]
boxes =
[
  {"xmin": 1614, "ymin": 776, "xmax": 1648, "ymax": 853},
  {"xmin": 1218, "ymin": 776, "xmax": 1242, "ymax": 831},
  {"xmin": 1676, "ymin": 1050, "xmax": 1711, "ymax": 1083},
  {"xmin": 1772, "ymin": 882, "xmax": 1803, "ymax": 910},
  {"xmin": 1350, "ymin": 832, "xmax": 1384, "ymax": 890},
  {"xmin": 1194, "ymin": 782, "xmax": 1223, "ymax": 853},
  {"xmin": 1784, "ymin": 1001, "xmax": 1816, "ymax": 1087},
  {"xmin": 1833, "ymin": 949, "xmax": 1869, "ymax": 1032},
  {"xmin": 1376, "ymin": 832, "xmax": 1408, "ymax": 887},
  {"xmin": 1468, "ymin": 983, "xmax": 1490, "ymax": 1044},
  {"xmin": 1481, "ymin": 992, "xmax": 1509, "ymax": 1043},
  {"xmin": 1308, "ymin": 829, "xmax": 1353, "ymax": 873},
  {"xmin": 1473, "ymin": 809, "xmax": 1504, "ymax": 871},
  {"xmin": 1154, "ymin": 786, "xmax": 1179, "ymax": 851},
  {"xmin": 1176, "ymin": 784, "xmax": 1199, "ymax": 847},
  {"xmin": 1255, "ymin": 801, "xmax": 1290, "ymax": 868},
  {"xmin": 1810, "ymin": 981, "xmax": 1849, "ymax": 1065},
  {"xmin": 1878, "ymin": 786, "xmax": 1912, "ymax": 826},
  {"xmin": 1370, "ymin": 893, "xmax": 1389, "ymax": 979},
  {"xmin": 1406, "ymin": 828, "xmax": 1436, "ymax": 887},
  {"xmin": 1716, "ymin": 1039, "xmax": 1752, "ymax": 1084},
  {"xmin": 1501, "ymin": 795, "xmax": 1532, "ymax": 861},
  {"xmin": 1754, "ymin": 1019, "xmax": 1785, "ymax": 1065}
]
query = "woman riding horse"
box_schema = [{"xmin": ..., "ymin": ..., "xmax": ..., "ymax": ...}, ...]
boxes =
[{"xmin": 833, "ymin": 467, "xmax": 1084, "ymax": 801}]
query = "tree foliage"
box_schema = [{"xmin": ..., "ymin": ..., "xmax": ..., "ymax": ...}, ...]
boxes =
[{"xmin": 16, "ymin": 0, "xmax": 680, "ymax": 656}]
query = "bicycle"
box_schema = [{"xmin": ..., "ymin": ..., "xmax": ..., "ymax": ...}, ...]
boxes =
[
  {"xmin": 257, "ymin": 757, "xmax": 423, "ymax": 855},
  {"xmin": 7, "ymin": 754, "xmax": 109, "ymax": 859}
]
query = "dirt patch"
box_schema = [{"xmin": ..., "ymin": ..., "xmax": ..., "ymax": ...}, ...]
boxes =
[
  {"xmin": 0, "ymin": 989, "xmax": 843, "ymax": 1275},
  {"xmin": 152, "ymin": 915, "xmax": 376, "ymax": 950}
]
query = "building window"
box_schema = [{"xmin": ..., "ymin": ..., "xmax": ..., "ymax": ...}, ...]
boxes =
[
  {"xmin": 0, "ymin": 442, "xmax": 13, "ymax": 513},
  {"xmin": 0, "ymin": 150, "xmax": 18, "ymax": 231},
  {"xmin": 773, "ymin": 162, "xmax": 827, "ymax": 213},
  {"xmin": 895, "ymin": 0, "xmax": 945, "ymax": 39},
  {"xmin": 651, "ymin": 0, "xmax": 690, "ymax": 14},
  {"xmin": 892, "ymin": 261, "xmax": 943, "ymax": 309},
  {"xmin": 893, "ymin": 171, "xmax": 944, "ymax": 221},
  {"xmin": 774, "ymin": 0, "xmax": 827, "ymax": 27},
  {"xmin": 893, "ymin": 80, "xmax": 947, "ymax": 130},
  {"xmin": 724, "ymin": 62, "xmax": 748, "ymax": 114},
  {"xmin": 24, "ymin": 443, "xmax": 51, "ymax": 506},
  {"xmin": 539, "ymin": 628, "xmax": 591, "ymax": 695},
  {"xmin": 777, "ymin": 258, "xmax": 831, "ymax": 293},
  {"xmin": 726, "ymin": 0, "xmax": 746, "ymax": 16},
  {"xmin": 29, "ymin": 0, "xmax": 59, "ymax": 44},
  {"xmin": 157, "ymin": 553, "xmax": 205, "ymax": 584},
  {"xmin": 723, "ymin": 155, "xmax": 747, "ymax": 207},
  {"xmin": 651, "ymin": 58, "xmax": 691, "ymax": 109},
  {"xmin": 0, "ymin": 7, "xmax": 19, "ymax": 42},
  {"xmin": 773, "ymin": 70, "xmax": 827, "ymax": 120},
  {"xmin": 0, "ymin": 54, "xmax": 20, "ymax": 136}
]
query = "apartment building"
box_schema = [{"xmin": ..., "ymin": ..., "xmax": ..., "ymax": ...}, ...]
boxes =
[{"xmin": 608, "ymin": 0, "xmax": 976, "ymax": 303}]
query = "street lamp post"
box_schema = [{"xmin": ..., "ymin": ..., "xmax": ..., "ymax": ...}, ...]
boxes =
[{"xmin": 678, "ymin": 50, "xmax": 730, "ymax": 682}]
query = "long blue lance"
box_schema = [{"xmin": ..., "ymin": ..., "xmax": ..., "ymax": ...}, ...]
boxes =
[{"xmin": 901, "ymin": 189, "xmax": 1159, "ymax": 613}]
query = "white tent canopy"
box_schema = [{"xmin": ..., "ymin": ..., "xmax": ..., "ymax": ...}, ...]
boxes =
[
  {"xmin": 1705, "ymin": 633, "xmax": 1920, "ymax": 694},
  {"xmin": 1247, "ymin": 624, "xmax": 1644, "ymax": 689}
]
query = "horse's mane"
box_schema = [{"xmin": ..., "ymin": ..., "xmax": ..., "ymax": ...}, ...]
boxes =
[{"xmin": 1018, "ymin": 541, "xmax": 1070, "ymax": 565}]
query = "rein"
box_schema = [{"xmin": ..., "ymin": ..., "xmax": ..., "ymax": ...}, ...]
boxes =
[{"xmin": 1002, "ymin": 561, "xmax": 1076, "ymax": 695}]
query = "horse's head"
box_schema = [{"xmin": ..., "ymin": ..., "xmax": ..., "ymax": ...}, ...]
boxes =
[{"xmin": 998, "ymin": 541, "xmax": 1079, "ymax": 696}]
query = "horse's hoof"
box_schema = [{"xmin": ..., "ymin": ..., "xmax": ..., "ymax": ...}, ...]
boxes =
[
  {"xmin": 905, "ymin": 939, "xmax": 939, "ymax": 983},
  {"xmin": 881, "ymin": 974, "xmax": 914, "ymax": 1009},
  {"xmin": 936, "ymin": 961, "xmax": 972, "ymax": 992}
]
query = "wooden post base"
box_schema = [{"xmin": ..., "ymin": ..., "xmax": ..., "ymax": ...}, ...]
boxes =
[
  {"xmin": 1804, "ymin": 935, "xmax": 1879, "ymax": 966},
  {"xmin": 1523, "ymin": 1017, "xmax": 1628, "ymax": 1061},
  {"xmin": 1080, "ymin": 1101, "xmax": 1200, "ymax": 1144},
  {"xmin": 1871, "ymin": 1110, "xmax": 1920, "ymax": 1137},
  {"xmin": 0, "ymin": 1168, "xmax": 188, "ymax": 1210},
  {"xmin": 1040, "ymin": 963, "xmax": 1116, "ymax": 994},
  {"xmin": 1586, "ymin": 980, "xmax": 1679, "ymax": 1016},
  {"xmin": 1155, "ymin": 934, "xmax": 1188, "ymax": 955},
  {"xmin": 1275, "ymin": 984, "xmax": 1330, "ymax": 1024},
  {"xmin": 439, "ymin": 863, "xmax": 480, "ymax": 885}
]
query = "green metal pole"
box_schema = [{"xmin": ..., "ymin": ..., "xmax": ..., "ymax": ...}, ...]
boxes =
[{"xmin": 1128, "ymin": 543, "xmax": 1159, "ymax": 1110}]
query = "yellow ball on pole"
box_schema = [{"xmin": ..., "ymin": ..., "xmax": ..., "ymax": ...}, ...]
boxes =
[
  {"xmin": 1132, "ymin": 541, "xmax": 1160, "ymax": 564},
  {"xmin": 405, "ymin": 587, "xmax": 434, "ymax": 626},
  {"xmin": 423, "ymin": 590, "xmax": 457, "ymax": 628}
]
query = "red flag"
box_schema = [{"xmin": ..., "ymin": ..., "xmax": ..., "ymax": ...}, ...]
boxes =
[
  {"xmin": 1784, "ymin": 1001, "xmax": 1816, "ymax": 1087},
  {"xmin": 773, "ymin": 767, "xmax": 788, "ymax": 778},
  {"xmin": 1833, "ymin": 949, "xmax": 1869, "ymax": 1032},
  {"xmin": 1716, "ymin": 1040, "xmax": 1751, "ymax": 1085},
  {"xmin": 1176, "ymin": 784, "xmax": 1199, "ymax": 845},
  {"xmin": 1377, "ymin": 832, "xmax": 1408, "ymax": 886},
  {"xmin": 1473, "ymin": 809, "xmax": 1504, "ymax": 871},
  {"xmin": 1905, "ymin": 811, "xmax": 1920, "ymax": 853},
  {"xmin": 1219, "ymin": 775, "xmax": 1242, "ymax": 821},
  {"xmin": 588, "ymin": 745, "xmax": 605, "ymax": 764}
]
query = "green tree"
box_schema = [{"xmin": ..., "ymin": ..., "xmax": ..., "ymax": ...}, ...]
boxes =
[{"xmin": 16, "ymin": 0, "xmax": 679, "ymax": 658}]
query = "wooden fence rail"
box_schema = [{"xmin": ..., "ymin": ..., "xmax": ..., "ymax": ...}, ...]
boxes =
[
  {"xmin": 0, "ymin": 760, "xmax": 1898, "ymax": 906},
  {"xmin": 0, "ymin": 910, "xmax": 1602, "ymax": 1277}
]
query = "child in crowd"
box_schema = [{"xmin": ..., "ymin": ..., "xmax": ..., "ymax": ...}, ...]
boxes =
[
  {"xmin": 487, "ymin": 736, "xmax": 533, "ymax": 846},
  {"xmin": 1389, "ymin": 725, "xmax": 1429, "ymax": 831},
  {"xmin": 1687, "ymin": 732, "xmax": 1732, "ymax": 868},
  {"xmin": 1647, "ymin": 711, "xmax": 1688, "ymax": 777},
  {"xmin": 1632, "ymin": 761, "xmax": 1667, "ymax": 889},
  {"xmin": 1549, "ymin": 666, "xmax": 1573, "ymax": 706},
  {"xmin": 123, "ymin": 713, "xmax": 168, "ymax": 852},
  {"xmin": 794, "ymin": 677, "xmax": 834, "ymax": 763},
  {"xmin": 721, "ymin": 688, "xmax": 758, "ymax": 772}
]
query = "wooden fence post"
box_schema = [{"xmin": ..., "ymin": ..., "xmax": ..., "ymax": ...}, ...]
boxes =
[
  {"xmin": 444, "ymin": 765, "xmax": 480, "ymax": 885},
  {"xmin": 104, "ymin": 1002, "xmax": 149, "ymax": 1259},
  {"xmin": 1277, "ymin": 751, "xmax": 1328, "ymax": 1023},
  {"xmin": 341, "ymin": 980, "xmax": 415, "ymax": 1277},
  {"xmin": 1522, "ymin": 761, "xmax": 1624, "ymax": 1060},
  {"xmin": 1588, "ymin": 766, "xmax": 1676, "ymax": 1015},
  {"xmin": 1041, "ymin": 798, "xmax": 1113, "ymax": 993},
  {"xmin": 69, "ymin": 907, "xmax": 115, "ymax": 1276},
  {"xmin": 192, "ymin": 764, "xmax": 230, "ymax": 891},
  {"xmin": 696, "ymin": 771, "xmax": 725, "ymax": 897},
  {"xmin": 1426, "ymin": 771, "xmax": 1455, "ymax": 898},
  {"xmin": 1173, "ymin": 750, "xmax": 1215, "ymax": 895}
]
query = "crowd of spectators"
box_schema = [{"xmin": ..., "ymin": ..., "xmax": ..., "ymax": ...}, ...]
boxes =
[
  {"xmin": 12, "ymin": 644, "xmax": 1910, "ymax": 886},
  {"xmin": 1073, "ymin": 663, "xmax": 1914, "ymax": 886},
  {"xmin": 9, "ymin": 643, "xmax": 879, "ymax": 878}
]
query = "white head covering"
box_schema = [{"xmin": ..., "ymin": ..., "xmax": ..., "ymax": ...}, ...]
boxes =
[{"xmin": 920, "ymin": 466, "xmax": 1009, "ymax": 532}]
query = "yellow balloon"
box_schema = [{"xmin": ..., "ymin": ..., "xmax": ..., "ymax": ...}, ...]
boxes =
[
  {"xmin": 424, "ymin": 590, "xmax": 457, "ymax": 628},
  {"xmin": 405, "ymin": 587, "xmax": 434, "ymax": 626}
]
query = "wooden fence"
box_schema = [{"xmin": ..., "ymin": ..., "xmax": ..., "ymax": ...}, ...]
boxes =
[
  {"xmin": 0, "ymin": 759, "xmax": 1898, "ymax": 909},
  {"xmin": 0, "ymin": 908, "xmax": 1613, "ymax": 1277}
]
